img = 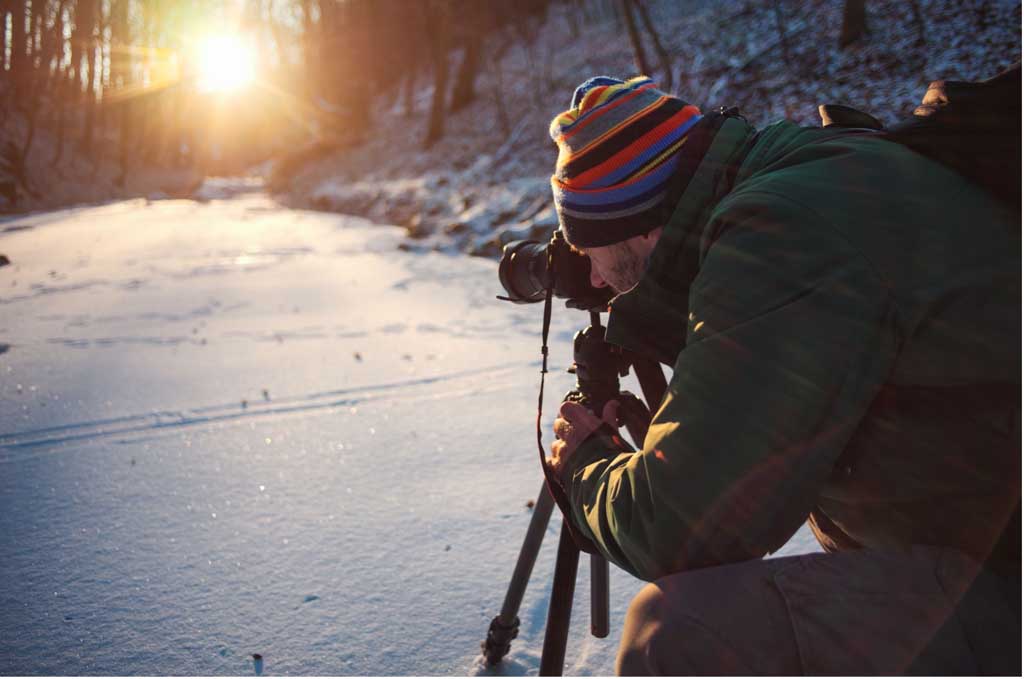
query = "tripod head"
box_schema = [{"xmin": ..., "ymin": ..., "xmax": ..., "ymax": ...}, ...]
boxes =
[
  {"xmin": 562, "ymin": 311, "xmax": 656, "ymax": 448},
  {"xmin": 564, "ymin": 313, "xmax": 626, "ymax": 408}
]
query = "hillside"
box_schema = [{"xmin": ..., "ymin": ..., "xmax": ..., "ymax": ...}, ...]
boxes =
[{"xmin": 277, "ymin": 0, "xmax": 1021, "ymax": 256}]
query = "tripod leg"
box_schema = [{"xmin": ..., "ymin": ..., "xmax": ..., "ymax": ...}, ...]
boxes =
[
  {"xmin": 630, "ymin": 355, "xmax": 667, "ymax": 412},
  {"xmin": 481, "ymin": 483, "xmax": 555, "ymax": 665},
  {"xmin": 590, "ymin": 554, "xmax": 609, "ymax": 638},
  {"xmin": 539, "ymin": 519, "xmax": 581, "ymax": 676}
]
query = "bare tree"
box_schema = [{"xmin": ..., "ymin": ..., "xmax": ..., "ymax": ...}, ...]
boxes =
[
  {"xmin": 486, "ymin": 34, "xmax": 513, "ymax": 137},
  {"xmin": 51, "ymin": 3, "xmax": 70, "ymax": 167},
  {"xmin": 30, "ymin": 1, "xmax": 43, "ymax": 60},
  {"xmin": 839, "ymin": 0, "xmax": 867, "ymax": 48},
  {"xmin": 565, "ymin": 0, "xmax": 579, "ymax": 39},
  {"xmin": 109, "ymin": 0, "xmax": 131, "ymax": 185},
  {"xmin": 423, "ymin": 0, "xmax": 450, "ymax": 148},
  {"xmin": 619, "ymin": 0, "xmax": 651, "ymax": 75},
  {"xmin": 10, "ymin": 0, "xmax": 29, "ymax": 97},
  {"xmin": 75, "ymin": 0, "xmax": 99, "ymax": 154},
  {"xmin": 348, "ymin": 0, "xmax": 372, "ymax": 138},
  {"xmin": 23, "ymin": 0, "xmax": 66, "ymax": 163},
  {"xmin": 449, "ymin": 35, "xmax": 480, "ymax": 112},
  {"xmin": 449, "ymin": 1, "xmax": 484, "ymax": 114},
  {"xmin": 908, "ymin": 0, "xmax": 926, "ymax": 49},
  {"xmin": 631, "ymin": 0, "xmax": 672, "ymax": 91}
]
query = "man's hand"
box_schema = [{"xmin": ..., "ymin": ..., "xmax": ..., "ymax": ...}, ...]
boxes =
[{"xmin": 550, "ymin": 399, "xmax": 619, "ymax": 475}]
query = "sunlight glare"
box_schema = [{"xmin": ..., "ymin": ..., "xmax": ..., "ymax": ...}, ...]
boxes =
[{"xmin": 196, "ymin": 34, "xmax": 256, "ymax": 93}]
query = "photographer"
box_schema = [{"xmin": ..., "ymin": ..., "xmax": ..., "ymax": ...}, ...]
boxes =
[{"xmin": 545, "ymin": 77, "xmax": 1019, "ymax": 674}]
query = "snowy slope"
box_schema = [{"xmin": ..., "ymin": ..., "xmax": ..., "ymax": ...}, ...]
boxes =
[
  {"xmin": 283, "ymin": 0, "xmax": 1022, "ymax": 257},
  {"xmin": 0, "ymin": 190, "xmax": 819, "ymax": 675}
]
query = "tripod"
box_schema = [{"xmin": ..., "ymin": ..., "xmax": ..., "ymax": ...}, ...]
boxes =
[{"xmin": 481, "ymin": 311, "xmax": 667, "ymax": 675}]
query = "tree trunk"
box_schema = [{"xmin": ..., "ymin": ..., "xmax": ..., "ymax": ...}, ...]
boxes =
[
  {"xmin": 908, "ymin": 0, "xmax": 926, "ymax": 49},
  {"xmin": 565, "ymin": 2, "xmax": 580, "ymax": 39},
  {"xmin": 49, "ymin": 2, "xmax": 69, "ymax": 166},
  {"xmin": 11, "ymin": 0, "xmax": 29, "ymax": 97},
  {"xmin": 94, "ymin": 18, "xmax": 110, "ymax": 169},
  {"xmin": 110, "ymin": 0, "xmax": 130, "ymax": 185},
  {"xmin": 423, "ymin": 1, "xmax": 450, "ymax": 148},
  {"xmin": 77, "ymin": 0, "xmax": 100, "ymax": 155},
  {"xmin": 449, "ymin": 0, "xmax": 485, "ymax": 113},
  {"xmin": 488, "ymin": 42, "xmax": 511, "ymax": 137},
  {"xmin": 631, "ymin": 0, "xmax": 672, "ymax": 91},
  {"xmin": 117, "ymin": 100, "xmax": 133, "ymax": 186},
  {"xmin": 449, "ymin": 33, "xmax": 481, "ymax": 113},
  {"xmin": 772, "ymin": 0, "xmax": 791, "ymax": 65},
  {"xmin": 839, "ymin": 0, "xmax": 867, "ymax": 48},
  {"xmin": 23, "ymin": 0, "xmax": 65, "ymax": 164},
  {"xmin": 30, "ymin": 0, "xmax": 42, "ymax": 61},
  {"xmin": 347, "ymin": 0, "xmax": 372, "ymax": 139},
  {"xmin": 70, "ymin": 0, "xmax": 92, "ymax": 102},
  {"xmin": 51, "ymin": 70, "xmax": 69, "ymax": 166},
  {"xmin": 36, "ymin": 0, "xmax": 61, "ymax": 90},
  {"xmin": 618, "ymin": 0, "xmax": 650, "ymax": 76},
  {"xmin": 23, "ymin": 0, "xmax": 33, "ymax": 60},
  {"xmin": 21, "ymin": 70, "xmax": 41, "ymax": 164}
]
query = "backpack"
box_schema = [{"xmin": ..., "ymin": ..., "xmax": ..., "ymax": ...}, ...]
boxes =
[
  {"xmin": 818, "ymin": 61, "xmax": 1021, "ymax": 213},
  {"xmin": 820, "ymin": 63, "xmax": 1022, "ymax": 578}
]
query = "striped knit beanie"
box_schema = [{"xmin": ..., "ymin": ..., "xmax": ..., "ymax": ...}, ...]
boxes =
[{"xmin": 549, "ymin": 76, "xmax": 702, "ymax": 248}]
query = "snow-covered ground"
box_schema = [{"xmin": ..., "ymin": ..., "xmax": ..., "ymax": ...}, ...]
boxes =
[{"xmin": 0, "ymin": 189, "xmax": 819, "ymax": 675}]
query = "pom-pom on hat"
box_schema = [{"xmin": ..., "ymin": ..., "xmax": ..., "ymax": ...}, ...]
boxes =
[{"xmin": 549, "ymin": 76, "xmax": 702, "ymax": 248}]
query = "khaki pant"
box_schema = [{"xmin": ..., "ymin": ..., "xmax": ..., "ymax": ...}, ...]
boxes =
[{"xmin": 617, "ymin": 546, "xmax": 1020, "ymax": 675}]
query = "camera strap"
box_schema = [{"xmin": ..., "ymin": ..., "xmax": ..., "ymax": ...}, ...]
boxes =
[
  {"xmin": 536, "ymin": 268, "xmax": 554, "ymax": 463},
  {"xmin": 534, "ymin": 258, "xmax": 602, "ymax": 555}
]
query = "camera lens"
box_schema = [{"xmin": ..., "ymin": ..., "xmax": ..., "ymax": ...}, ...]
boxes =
[
  {"xmin": 497, "ymin": 240, "xmax": 551, "ymax": 304},
  {"xmin": 497, "ymin": 231, "xmax": 614, "ymax": 309}
]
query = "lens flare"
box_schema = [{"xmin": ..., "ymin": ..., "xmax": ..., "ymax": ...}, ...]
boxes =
[{"xmin": 196, "ymin": 34, "xmax": 255, "ymax": 93}]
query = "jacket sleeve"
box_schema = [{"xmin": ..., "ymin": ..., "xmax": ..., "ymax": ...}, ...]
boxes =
[{"xmin": 560, "ymin": 193, "xmax": 900, "ymax": 581}]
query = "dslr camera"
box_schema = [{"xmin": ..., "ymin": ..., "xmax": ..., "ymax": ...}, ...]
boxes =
[{"xmin": 497, "ymin": 230, "xmax": 613, "ymax": 311}]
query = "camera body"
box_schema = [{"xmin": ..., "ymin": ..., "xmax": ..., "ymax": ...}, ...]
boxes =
[{"xmin": 497, "ymin": 230, "xmax": 613, "ymax": 311}]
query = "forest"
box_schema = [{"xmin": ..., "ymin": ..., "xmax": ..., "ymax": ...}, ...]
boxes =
[
  {"xmin": 1, "ymin": 0, "xmax": 559, "ymax": 209},
  {"xmin": 0, "ymin": 0, "xmax": 1019, "ymax": 228}
]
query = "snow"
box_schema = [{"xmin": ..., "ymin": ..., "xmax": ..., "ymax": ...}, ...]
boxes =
[{"xmin": 0, "ymin": 188, "xmax": 820, "ymax": 675}]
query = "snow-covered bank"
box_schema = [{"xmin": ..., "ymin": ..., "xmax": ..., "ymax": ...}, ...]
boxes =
[
  {"xmin": 279, "ymin": 0, "xmax": 1021, "ymax": 257},
  {"xmin": 0, "ymin": 193, "xmax": 820, "ymax": 675}
]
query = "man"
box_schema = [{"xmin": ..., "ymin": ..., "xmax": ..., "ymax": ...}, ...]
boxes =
[{"xmin": 546, "ymin": 76, "xmax": 1020, "ymax": 674}]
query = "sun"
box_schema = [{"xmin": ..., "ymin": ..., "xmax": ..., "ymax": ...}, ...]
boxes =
[{"xmin": 195, "ymin": 34, "xmax": 256, "ymax": 93}]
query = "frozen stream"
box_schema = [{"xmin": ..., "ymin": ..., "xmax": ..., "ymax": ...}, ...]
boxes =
[{"xmin": 0, "ymin": 190, "xmax": 818, "ymax": 675}]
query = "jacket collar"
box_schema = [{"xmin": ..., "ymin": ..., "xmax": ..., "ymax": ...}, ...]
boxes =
[{"xmin": 605, "ymin": 114, "xmax": 758, "ymax": 364}]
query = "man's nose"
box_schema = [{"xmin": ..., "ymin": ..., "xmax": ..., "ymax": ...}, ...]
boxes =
[{"xmin": 590, "ymin": 267, "xmax": 607, "ymax": 288}]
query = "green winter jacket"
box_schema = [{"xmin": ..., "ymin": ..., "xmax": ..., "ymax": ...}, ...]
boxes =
[{"xmin": 558, "ymin": 115, "xmax": 1021, "ymax": 582}]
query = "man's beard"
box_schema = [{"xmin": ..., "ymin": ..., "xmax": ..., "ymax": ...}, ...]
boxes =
[{"xmin": 603, "ymin": 243, "xmax": 646, "ymax": 294}]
